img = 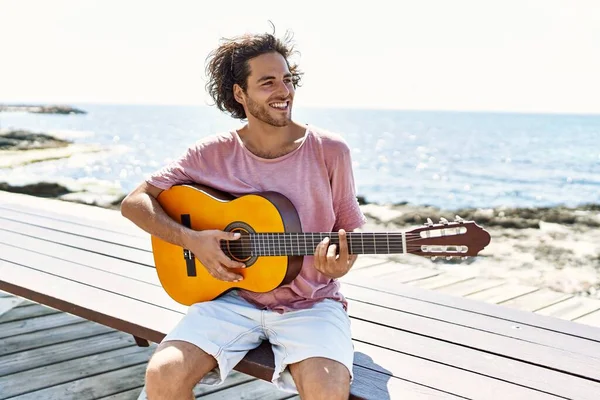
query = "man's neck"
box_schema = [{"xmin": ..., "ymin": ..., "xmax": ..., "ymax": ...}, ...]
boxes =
[{"xmin": 239, "ymin": 120, "xmax": 305, "ymax": 159}]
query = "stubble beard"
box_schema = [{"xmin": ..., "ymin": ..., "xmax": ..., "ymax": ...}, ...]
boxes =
[{"xmin": 246, "ymin": 96, "xmax": 291, "ymax": 127}]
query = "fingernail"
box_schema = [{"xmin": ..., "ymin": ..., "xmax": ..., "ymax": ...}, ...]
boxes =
[{"xmin": 233, "ymin": 232, "xmax": 241, "ymax": 239}]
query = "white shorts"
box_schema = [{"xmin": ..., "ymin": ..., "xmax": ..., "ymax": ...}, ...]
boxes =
[{"xmin": 161, "ymin": 290, "xmax": 354, "ymax": 393}]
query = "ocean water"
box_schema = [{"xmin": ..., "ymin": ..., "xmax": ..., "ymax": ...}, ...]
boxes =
[{"xmin": 1, "ymin": 104, "xmax": 599, "ymax": 210}]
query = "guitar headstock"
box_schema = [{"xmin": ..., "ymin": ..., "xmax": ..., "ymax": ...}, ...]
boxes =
[{"xmin": 405, "ymin": 215, "xmax": 491, "ymax": 259}]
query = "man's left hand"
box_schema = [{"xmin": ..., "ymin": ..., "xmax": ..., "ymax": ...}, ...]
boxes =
[{"xmin": 314, "ymin": 229, "xmax": 357, "ymax": 279}]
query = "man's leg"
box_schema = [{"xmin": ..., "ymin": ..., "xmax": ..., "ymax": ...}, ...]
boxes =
[
  {"xmin": 145, "ymin": 340, "xmax": 217, "ymax": 399},
  {"xmin": 267, "ymin": 299, "xmax": 354, "ymax": 399},
  {"xmin": 144, "ymin": 291, "xmax": 265, "ymax": 400},
  {"xmin": 288, "ymin": 357, "xmax": 350, "ymax": 400}
]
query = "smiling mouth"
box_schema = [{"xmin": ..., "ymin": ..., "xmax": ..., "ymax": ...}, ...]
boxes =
[{"xmin": 269, "ymin": 101, "xmax": 289, "ymax": 111}]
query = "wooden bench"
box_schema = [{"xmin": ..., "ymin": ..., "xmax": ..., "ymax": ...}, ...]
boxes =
[{"xmin": 1, "ymin": 191, "xmax": 600, "ymax": 399}]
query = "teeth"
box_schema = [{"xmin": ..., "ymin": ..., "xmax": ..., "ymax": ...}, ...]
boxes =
[{"xmin": 270, "ymin": 102, "xmax": 287, "ymax": 109}]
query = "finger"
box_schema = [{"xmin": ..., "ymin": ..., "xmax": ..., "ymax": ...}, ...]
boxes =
[
  {"xmin": 214, "ymin": 263, "xmax": 243, "ymax": 282},
  {"xmin": 326, "ymin": 243, "xmax": 338, "ymax": 265},
  {"xmin": 320, "ymin": 237, "xmax": 330, "ymax": 261},
  {"xmin": 313, "ymin": 241, "xmax": 323, "ymax": 270},
  {"xmin": 219, "ymin": 252, "xmax": 246, "ymax": 269},
  {"xmin": 338, "ymin": 229, "xmax": 349, "ymax": 263},
  {"xmin": 222, "ymin": 231, "xmax": 241, "ymax": 241}
]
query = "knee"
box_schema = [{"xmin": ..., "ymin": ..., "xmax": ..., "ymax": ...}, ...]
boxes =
[{"xmin": 145, "ymin": 353, "xmax": 192, "ymax": 394}]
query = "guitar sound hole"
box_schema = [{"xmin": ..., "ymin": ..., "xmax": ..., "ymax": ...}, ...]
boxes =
[{"xmin": 223, "ymin": 222, "xmax": 257, "ymax": 266}]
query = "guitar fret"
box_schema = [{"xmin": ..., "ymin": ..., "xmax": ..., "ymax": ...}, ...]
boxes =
[
  {"xmin": 361, "ymin": 233, "xmax": 364, "ymax": 254},
  {"xmin": 373, "ymin": 232, "xmax": 377, "ymax": 254},
  {"xmin": 386, "ymin": 233, "xmax": 390, "ymax": 255}
]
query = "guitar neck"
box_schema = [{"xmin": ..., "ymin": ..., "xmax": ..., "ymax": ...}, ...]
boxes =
[{"xmin": 235, "ymin": 232, "xmax": 408, "ymax": 256}]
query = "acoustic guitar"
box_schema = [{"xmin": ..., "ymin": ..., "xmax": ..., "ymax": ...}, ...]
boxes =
[{"xmin": 151, "ymin": 184, "xmax": 491, "ymax": 305}]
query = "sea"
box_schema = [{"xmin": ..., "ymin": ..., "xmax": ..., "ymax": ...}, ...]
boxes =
[{"xmin": 1, "ymin": 104, "xmax": 599, "ymax": 210}]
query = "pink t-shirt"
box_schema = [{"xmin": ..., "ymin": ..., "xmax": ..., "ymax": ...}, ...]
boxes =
[{"xmin": 146, "ymin": 125, "xmax": 367, "ymax": 313}]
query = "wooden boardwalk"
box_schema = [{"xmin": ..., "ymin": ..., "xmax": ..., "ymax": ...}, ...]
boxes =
[{"xmin": 1, "ymin": 191, "xmax": 600, "ymax": 399}]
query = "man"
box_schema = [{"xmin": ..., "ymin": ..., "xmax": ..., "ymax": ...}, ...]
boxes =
[{"xmin": 121, "ymin": 27, "xmax": 366, "ymax": 400}]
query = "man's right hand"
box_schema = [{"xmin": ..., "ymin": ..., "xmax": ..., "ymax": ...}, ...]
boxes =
[{"xmin": 182, "ymin": 230, "xmax": 246, "ymax": 282}]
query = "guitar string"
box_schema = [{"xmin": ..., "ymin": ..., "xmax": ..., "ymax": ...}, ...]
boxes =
[{"xmin": 216, "ymin": 233, "xmax": 464, "ymax": 254}]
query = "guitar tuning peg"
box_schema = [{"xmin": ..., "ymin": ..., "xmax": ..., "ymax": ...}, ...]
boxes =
[
  {"xmin": 454, "ymin": 215, "xmax": 464, "ymax": 223},
  {"xmin": 425, "ymin": 218, "xmax": 434, "ymax": 226},
  {"xmin": 430, "ymin": 256, "xmax": 437, "ymax": 261},
  {"xmin": 446, "ymin": 256, "xmax": 453, "ymax": 260},
  {"xmin": 461, "ymin": 256, "xmax": 469, "ymax": 260},
  {"xmin": 439, "ymin": 217, "xmax": 449, "ymax": 225}
]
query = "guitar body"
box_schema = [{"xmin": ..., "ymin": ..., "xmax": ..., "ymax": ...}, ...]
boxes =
[{"xmin": 151, "ymin": 184, "xmax": 303, "ymax": 305}]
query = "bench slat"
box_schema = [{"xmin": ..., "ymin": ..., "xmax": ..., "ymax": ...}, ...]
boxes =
[
  {"xmin": 343, "ymin": 284, "xmax": 600, "ymax": 358},
  {"xmin": 341, "ymin": 275, "xmax": 600, "ymax": 342},
  {"xmin": 0, "ymin": 228, "xmax": 159, "ymax": 286},
  {"xmin": 0, "ymin": 209, "xmax": 150, "ymax": 251}
]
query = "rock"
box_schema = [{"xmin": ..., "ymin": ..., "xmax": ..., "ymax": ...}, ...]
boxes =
[
  {"xmin": 0, "ymin": 182, "xmax": 71, "ymax": 197},
  {"xmin": 0, "ymin": 104, "xmax": 86, "ymax": 114},
  {"xmin": 0, "ymin": 130, "xmax": 71, "ymax": 150}
]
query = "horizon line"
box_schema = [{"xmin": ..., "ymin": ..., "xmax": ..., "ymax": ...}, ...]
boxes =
[{"xmin": 1, "ymin": 100, "xmax": 599, "ymax": 118}]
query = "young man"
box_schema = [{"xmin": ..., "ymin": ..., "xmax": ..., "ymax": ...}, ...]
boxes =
[{"xmin": 121, "ymin": 28, "xmax": 366, "ymax": 400}]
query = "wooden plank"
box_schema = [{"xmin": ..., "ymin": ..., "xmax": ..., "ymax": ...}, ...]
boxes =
[
  {"xmin": 536, "ymin": 297, "xmax": 600, "ymax": 320},
  {"xmin": 349, "ymin": 255, "xmax": 390, "ymax": 270},
  {"xmin": 0, "ymin": 259, "xmax": 183, "ymax": 344},
  {"xmin": 350, "ymin": 318, "xmax": 599, "ymax": 400},
  {"xmin": 347, "ymin": 261, "xmax": 414, "ymax": 279},
  {"xmin": 106, "ymin": 371, "xmax": 257, "ymax": 400},
  {"xmin": 0, "ymin": 312, "xmax": 85, "ymax": 339},
  {"xmin": 0, "ymin": 260, "xmax": 277, "ymax": 385},
  {"xmin": 405, "ymin": 272, "xmax": 477, "ymax": 289},
  {"xmin": 344, "ymin": 284, "xmax": 600, "ymax": 358},
  {"xmin": 339, "ymin": 277, "xmax": 600, "ymax": 342},
  {"xmin": 0, "ymin": 192, "xmax": 144, "ymax": 237},
  {"xmin": 499, "ymin": 288, "xmax": 573, "ymax": 312},
  {"xmin": 0, "ymin": 208, "xmax": 150, "ymax": 251},
  {"xmin": 351, "ymin": 340, "xmax": 561, "ymax": 399},
  {"xmin": 378, "ymin": 267, "xmax": 440, "ymax": 283},
  {"xmin": 575, "ymin": 310, "xmax": 600, "ymax": 328},
  {"xmin": 0, "ymin": 218, "xmax": 155, "ymax": 266},
  {"xmin": 0, "ymin": 331, "xmax": 135, "ymax": 376},
  {"xmin": 434, "ymin": 277, "xmax": 506, "ymax": 296},
  {"xmin": 0, "ymin": 228, "xmax": 160, "ymax": 286},
  {"xmin": 98, "ymin": 387, "xmax": 144, "ymax": 400},
  {"xmin": 0, "ymin": 303, "xmax": 61, "ymax": 323},
  {"xmin": 195, "ymin": 379, "xmax": 292, "ymax": 400},
  {"xmin": 0, "ymin": 295, "xmax": 23, "ymax": 317},
  {"xmin": 0, "ymin": 321, "xmax": 113, "ymax": 356},
  {"xmin": 466, "ymin": 283, "xmax": 540, "ymax": 304},
  {"xmin": 0, "ymin": 243, "xmax": 185, "ymax": 314},
  {"xmin": 8, "ymin": 363, "xmax": 149, "ymax": 400},
  {"xmin": 350, "ymin": 365, "xmax": 465, "ymax": 400},
  {"xmin": 346, "ymin": 294, "xmax": 600, "ymax": 383},
  {"xmin": 0, "ymin": 345, "xmax": 154, "ymax": 398}
]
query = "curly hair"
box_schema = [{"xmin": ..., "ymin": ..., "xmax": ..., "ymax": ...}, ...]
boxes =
[{"xmin": 204, "ymin": 25, "xmax": 303, "ymax": 120}]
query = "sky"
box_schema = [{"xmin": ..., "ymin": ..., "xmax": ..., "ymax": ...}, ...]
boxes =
[{"xmin": 1, "ymin": 0, "xmax": 599, "ymax": 114}]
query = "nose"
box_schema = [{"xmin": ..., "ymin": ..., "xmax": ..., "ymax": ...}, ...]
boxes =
[{"xmin": 276, "ymin": 79, "xmax": 292, "ymax": 98}]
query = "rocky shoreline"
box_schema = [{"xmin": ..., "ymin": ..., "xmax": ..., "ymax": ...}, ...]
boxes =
[
  {"xmin": 1, "ymin": 128, "xmax": 599, "ymax": 300},
  {"xmin": 0, "ymin": 129, "xmax": 120, "ymax": 207},
  {"xmin": 0, "ymin": 104, "xmax": 86, "ymax": 114}
]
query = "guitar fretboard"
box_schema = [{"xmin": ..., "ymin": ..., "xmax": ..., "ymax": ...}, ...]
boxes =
[{"xmin": 221, "ymin": 232, "xmax": 408, "ymax": 257}]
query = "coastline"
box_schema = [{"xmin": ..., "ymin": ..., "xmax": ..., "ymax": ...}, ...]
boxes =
[{"xmin": 1, "ymin": 128, "xmax": 599, "ymax": 301}]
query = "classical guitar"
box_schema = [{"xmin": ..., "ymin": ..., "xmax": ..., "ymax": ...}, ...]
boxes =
[{"xmin": 151, "ymin": 184, "xmax": 491, "ymax": 305}]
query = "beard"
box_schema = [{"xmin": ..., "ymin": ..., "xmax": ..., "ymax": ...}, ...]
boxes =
[{"xmin": 245, "ymin": 95, "xmax": 291, "ymax": 127}]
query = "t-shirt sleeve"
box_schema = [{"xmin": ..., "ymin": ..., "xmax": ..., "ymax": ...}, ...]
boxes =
[
  {"xmin": 329, "ymin": 142, "xmax": 367, "ymax": 232},
  {"xmin": 145, "ymin": 144, "xmax": 202, "ymax": 190}
]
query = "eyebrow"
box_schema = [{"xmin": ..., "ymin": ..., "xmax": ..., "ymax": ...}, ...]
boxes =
[{"xmin": 256, "ymin": 73, "xmax": 292, "ymax": 83}]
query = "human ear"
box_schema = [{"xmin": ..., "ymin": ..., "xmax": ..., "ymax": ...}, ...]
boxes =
[{"xmin": 233, "ymin": 84, "xmax": 245, "ymax": 105}]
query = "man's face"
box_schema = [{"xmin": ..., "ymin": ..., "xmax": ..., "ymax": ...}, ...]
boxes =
[{"xmin": 241, "ymin": 52, "xmax": 295, "ymax": 127}]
